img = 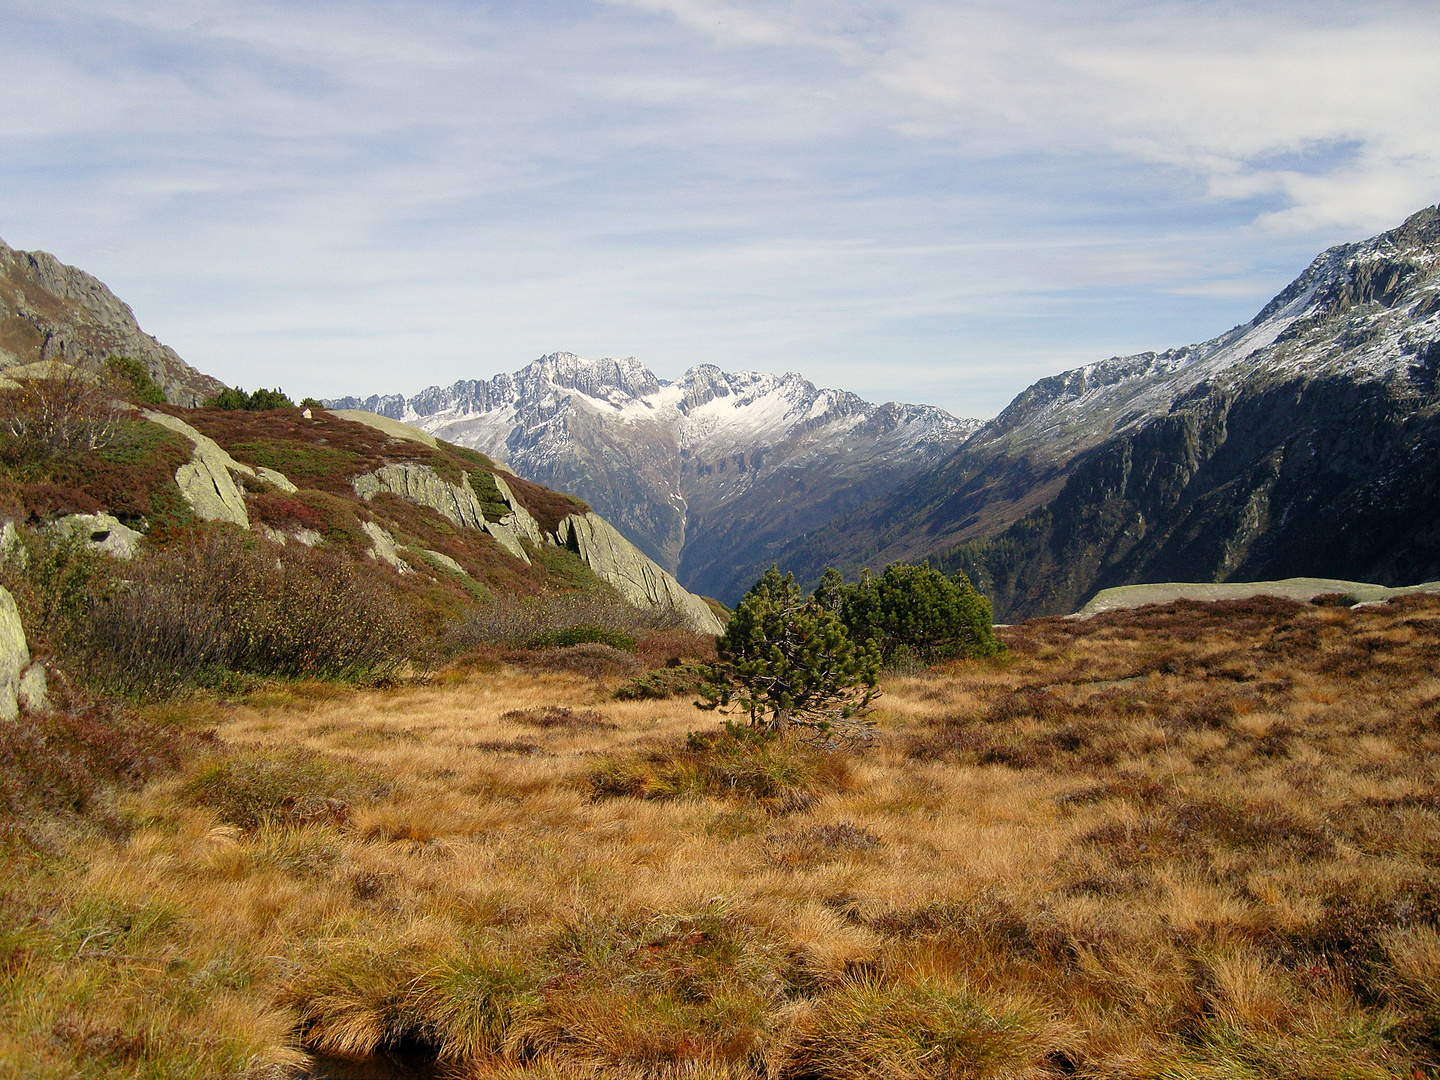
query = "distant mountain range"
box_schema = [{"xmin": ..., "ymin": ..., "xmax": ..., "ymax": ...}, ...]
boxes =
[
  {"xmin": 770, "ymin": 205, "xmax": 1440, "ymax": 620},
  {"xmin": 329, "ymin": 358, "xmax": 979, "ymax": 601}
]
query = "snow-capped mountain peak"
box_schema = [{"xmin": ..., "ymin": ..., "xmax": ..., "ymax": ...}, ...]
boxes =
[{"xmin": 329, "ymin": 356, "xmax": 980, "ymax": 599}]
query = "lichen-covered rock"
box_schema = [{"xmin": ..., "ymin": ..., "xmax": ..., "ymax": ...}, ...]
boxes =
[
  {"xmin": 421, "ymin": 549, "xmax": 467, "ymax": 576},
  {"xmin": 554, "ymin": 512, "xmax": 724, "ymax": 635},
  {"xmin": 491, "ymin": 473, "xmax": 545, "ymax": 546},
  {"xmin": 361, "ymin": 521, "xmax": 412, "ymax": 574},
  {"xmin": 18, "ymin": 663, "xmax": 47, "ymax": 714},
  {"xmin": 46, "ymin": 512, "xmax": 143, "ymax": 560},
  {"xmin": 353, "ymin": 463, "xmax": 484, "ymax": 528},
  {"xmin": 254, "ymin": 467, "xmax": 298, "ymax": 494},
  {"xmin": 175, "ymin": 455, "xmax": 249, "ymax": 526},
  {"xmin": 142, "ymin": 410, "xmax": 299, "ymax": 526},
  {"xmin": 1, "ymin": 586, "xmax": 31, "ymax": 722},
  {"xmin": 353, "ymin": 463, "xmax": 533, "ymax": 564},
  {"xmin": 0, "ymin": 521, "xmax": 24, "ymax": 568}
]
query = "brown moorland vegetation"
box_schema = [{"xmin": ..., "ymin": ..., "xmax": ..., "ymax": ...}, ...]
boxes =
[{"xmin": 2, "ymin": 594, "xmax": 1440, "ymax": 1078}]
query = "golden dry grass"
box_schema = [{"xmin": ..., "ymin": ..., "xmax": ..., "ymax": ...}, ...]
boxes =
[{"xmin": 3, "ymin": 595, "xmax": 1440, "ymax": 1078}]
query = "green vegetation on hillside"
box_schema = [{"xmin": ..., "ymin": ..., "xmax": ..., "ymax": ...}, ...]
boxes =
[
  {"xmin": 204, "ymin": 385, "xmax": 296, "ymax": 410},
  {"xmin": 814, "ymin": 562, "xmax": 1001, "ymax": 664}
]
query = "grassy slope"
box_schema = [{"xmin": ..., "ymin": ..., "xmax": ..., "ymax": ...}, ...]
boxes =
[{"xmin": 3, "ymin": 595, "xmax": 1440, "ymax": 1078}]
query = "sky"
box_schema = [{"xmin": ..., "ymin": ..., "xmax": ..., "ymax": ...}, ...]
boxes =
[{"xmin": 1, "ymin": 1, "xmax": 1437, "ymax": 418}]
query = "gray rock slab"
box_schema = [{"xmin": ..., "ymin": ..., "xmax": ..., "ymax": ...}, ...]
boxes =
[
  {"xmin": 0, "ymin": 586, "xmax": 31, "ymax": 722},
  {"xmin": 142, "ymin": 410, "xmax": 299, "ymax": 526},
  {"xmin": 555, "ymin": 512, "xmax": 724, "ymax": 635},
  {"xmin": 46, "ymin": 512, "xmax": 143, "ymax": 560},
  {"xmin": 491, "ymin": 473, "xmax": 545, "ymax": 547},
  {"xmin": 361, "ymin": 521, "xmax": 411, "ymax": 574},
  {"xmin": 421, "ymin": 549, "xmax": 468, "ymax": 576},
  {"xmin": 18, "ymin": 663, "xmax": 47, "ymax": 713},
  {"xmin": 1074, "ymin": 577, "xmax": 1440, "ymax": 618}
]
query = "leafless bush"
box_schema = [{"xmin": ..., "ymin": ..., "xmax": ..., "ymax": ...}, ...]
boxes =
[
  {"xmin": 81, "ymin": 530, "xmax": 417, "ymax": 695},
  {"xmin": 0, "ymin": 369, "xmax": 126, "ymax": 460}
]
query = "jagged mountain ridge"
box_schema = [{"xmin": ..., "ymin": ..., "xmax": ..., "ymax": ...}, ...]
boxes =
[
  {"xmin": 769, "ymin": 204, "xmax": 1440, "ymax": 620},
  {"xmin": 331, "ymin": 356, "xmax": 979, "ymax": 602},
  {"xmin": 0, "ymin": 238, "xmax": 224, "ymax": 405}
]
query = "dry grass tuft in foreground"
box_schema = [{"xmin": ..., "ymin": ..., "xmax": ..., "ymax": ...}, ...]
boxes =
[{"xmin": 3, "ymin": 594, "xmax": 1440, "ymax": 1078}]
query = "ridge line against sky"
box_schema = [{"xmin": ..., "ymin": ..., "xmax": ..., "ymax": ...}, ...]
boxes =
[{"xmin": 2, "ymin": 0, "xmax": 1437, "ymax": 417}]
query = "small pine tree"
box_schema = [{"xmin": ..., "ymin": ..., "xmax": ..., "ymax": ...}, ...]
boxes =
[
  {"xmin": 104, "ymin": 356, "xmax": 168, "ymax": 405},
  {"xmin": 814, "ymin": 562, "xmax": 1000, "ymax": 664},
  {"xmin": 698, "ymin": 566, "xmax": 879, "ymax": 741}
]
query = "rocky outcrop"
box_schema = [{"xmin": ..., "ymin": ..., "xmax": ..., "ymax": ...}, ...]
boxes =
[
  {"xmin": 141, "ymin": 410, "xmax": 298, "ymax": 528},
  {"xmin": 0, "ymin": 238, "xmax": 225, "ymax": 406},
  {"xmin": 46, "ymin": 512, "xmax": 142, "ymax": 560},
  {"xmin": 1073, "ymin": 577, "xmax": 1440, "ymax": 617},
  {"xmin": 0, "ymin": 586, "xmax": 47, "ymax": 721},
  {"xmin": 555, "ymin": 512, "xmax": 724, "ymax": 635},
  {"xmin": 352, "ymin": 462, "xmax": 536, "ymax": 564},
  {"xmin": 361, "ymin": 521, "xmax": 412, "ymax": 574}
]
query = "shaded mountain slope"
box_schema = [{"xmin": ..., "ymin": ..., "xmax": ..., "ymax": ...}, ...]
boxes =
[{"xmin": 771, "ymin": 205, "xmax": 1440, "ymax": 620}]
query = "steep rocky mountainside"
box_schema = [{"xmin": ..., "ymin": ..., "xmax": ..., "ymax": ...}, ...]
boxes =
[
  {"xmin": 331, "ymin": 356, "xmax": 978, "ymax": 602},
  {"xmin": 773, "ymin": 205, "xmax": 1440, "ymax": 621},
  {"xmin": 0, "ymin": 238, "xmax": 224, "ymax": 406}
]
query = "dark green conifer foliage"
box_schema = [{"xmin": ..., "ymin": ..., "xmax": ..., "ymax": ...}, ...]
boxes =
[
  {"xmin": 205, "ymin": 386, "xmax": 297, "ymax": 410},
  {"xmin": 814, "ymin": 562, "xmax": 1000, "ymax": 664},
  {"xmin": 699, "ymin": 566, "xmax": 879, "ymax": 739}
]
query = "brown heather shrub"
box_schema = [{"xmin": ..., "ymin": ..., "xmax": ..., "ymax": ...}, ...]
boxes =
[
  {"xmin": 448, "ymin": 590, "xmax": 684, "ymax": 653},
  {"xmin": 0, "ymin": 682, "xmax": 189, "ymax": 825},
  {"xmin": 500, "ymin": 706, "xmax": 617, "ymax": 731},
  {"xmin": 79, "ymin": 528, "xmax": 417, "ymax": 694}
]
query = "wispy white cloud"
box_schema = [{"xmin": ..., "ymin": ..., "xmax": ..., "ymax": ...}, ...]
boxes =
[{"xmin": 0, "ymin": 0, "xmax": 1434, "ymax": 417}]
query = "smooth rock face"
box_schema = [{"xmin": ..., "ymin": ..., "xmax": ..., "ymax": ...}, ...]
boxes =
[
  {"xmin": 422, "ymin": 549, "xmax": 467, "ymax": 576},
  {"xmin": 0, "ymin": 586, "xmax": 31, "ymax": 722},
  {"xmin": 354, "ymin": 463, "xmax": 484, "ymax": 529},
  {"xmin": 255, "ymin": 467, "xmax": 298, "ymax": 494},
  {"xmin": 361, "ymin": 521, "xmax": 411, "ymax": 574},
  {"xmin": 491, "ymin": 474, "xmax": 544, "ymax": 546},
  {"xmin": 46, "ymin": 512, "xmax": 143, "ymax": 560},
  {"xmin": 175, "ymin": 457, "xmax": 249, "ymax": 527},
  {"xmin": 1075, "ymin": 577, "xmax": 1440, "ymax": 617},
  {"xmin": 555, "ymin": 512, "xmax": 724, "ymax": 635},
  {"xmin": 141, "ymin": 410, "xmax": 299, "ymax": 527},
  {"xmin": 353, "ymin": 463, "xmax": 534, "ymax": 564},
  {"xmin": 17, "ymin": 663, "xmax": 47, "ymax": 713},
  {"xmin": 0, "ymin": 521, "xmax": 23, "ymax": 567}
]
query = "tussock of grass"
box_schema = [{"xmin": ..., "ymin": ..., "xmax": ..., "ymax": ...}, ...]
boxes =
[
  {"xmin": 5, "ymin": 595, "xmax": 1440, "ymax": 1077},
  {"xmin": 783, "ymin": 976, "xmax": 1072, "ymax": 1080},
  {"xmin": 589, "ymin": 725, "xmax": 854, "ymax": 812},
  {"xmin": 183, "ymin": 748, "xmax": 385, "ymax": 831}
]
